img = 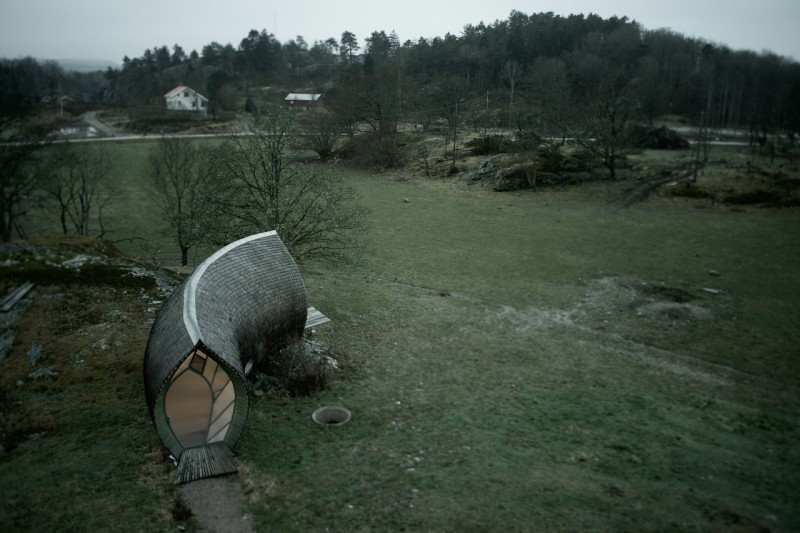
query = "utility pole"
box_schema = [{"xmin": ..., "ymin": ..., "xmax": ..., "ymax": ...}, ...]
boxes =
[
  {"xmin": 485, "ymin": 90, "xmax": 489, "ymax": 137},
  {"xmin": 452, "ymin": 101, "xmax": 458, "ymax": 167}
]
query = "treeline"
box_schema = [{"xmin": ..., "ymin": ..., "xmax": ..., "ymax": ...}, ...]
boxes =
[
  {"xmin": 0, "ymin": 57, "xmax": 106, "ymax": 116},
  {"xmin": 2, "ymin": 10, "xmax": 799, "ymax": 136}
]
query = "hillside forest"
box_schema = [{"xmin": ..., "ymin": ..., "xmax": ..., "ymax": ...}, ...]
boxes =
[{"xmin": 2, "ymin": 10, "xmax": 799, "ymax": 140}]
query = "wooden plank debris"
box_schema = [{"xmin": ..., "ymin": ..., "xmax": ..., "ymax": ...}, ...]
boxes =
[
  {"xmin": 305, "ymin": 307, "xmax": 331, "ymax": 329},
  {"xmin": 1, "ymin": 282, "xmax": 34, "ymax": 313}
]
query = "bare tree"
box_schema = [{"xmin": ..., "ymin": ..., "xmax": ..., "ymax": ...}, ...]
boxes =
[
  {"xmin": 147, "ymin": 136, "xmax": 213, "ymax": 266},
  {"xmin": 502, "ymin": 60, "xmax": 522, "ymax": 127},
  {"xmin": 207, "ymin": 108, "xmax": 369, "ymax": 264},
  {"xmin": 568, "ymin": 68, "xmax": 638, "ymax": 180},
  {"xmin": 528, "ymin": 57, "xmax": 571, "ymax": 138},
  {"xmin": 42, "ymin": 141, "xmax": 114, "ymax": 237},
  {"xmin": 0, "ymin": 120, "xmax": 51, "ymax": 241},
  {"xmin": 586, "ymin": 93, "xmax": 635, "ymax": 180},
  {"xmin": 430, "ymin": 76, "xmax": 468, "ymax": 167},
  {"xmin": 300, "ymin": 111, "xmax": 344, "ymax": 161}
]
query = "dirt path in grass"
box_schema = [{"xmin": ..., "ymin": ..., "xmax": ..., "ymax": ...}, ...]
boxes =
[{"xmin": 181, "ymin": 477, "xmax": 255, "ymax": 533}]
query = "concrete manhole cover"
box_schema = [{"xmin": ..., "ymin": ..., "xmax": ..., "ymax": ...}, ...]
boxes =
[{"xmin": 312, "ymin": 406, "xmax": 351, "ymax": 426}]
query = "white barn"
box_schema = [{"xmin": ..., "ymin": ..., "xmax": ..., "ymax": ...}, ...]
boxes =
[{"xmin": 164, "ymin": 85, "xmax": 209, "ymax": 113}]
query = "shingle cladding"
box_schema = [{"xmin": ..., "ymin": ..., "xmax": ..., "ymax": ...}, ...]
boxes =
[
  {"xmin": 194, "ymin": 233, "xmax": 307, "ymax": 373},
  {"xmin": 143, "ymin": 231, "xmax": 308, "ymax": 422},
  {"xmin": 143, "ymin": 277, "xmax": 194, "ymax": 413}
]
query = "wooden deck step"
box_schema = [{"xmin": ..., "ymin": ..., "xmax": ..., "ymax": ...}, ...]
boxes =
[{"xmin": 177, "ymin": 443, "xmax": 241, "ymax": 484}]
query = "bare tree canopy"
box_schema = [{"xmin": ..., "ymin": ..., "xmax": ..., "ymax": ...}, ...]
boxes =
[
  {"xmin": 42, "ymin": 141, "xmax": 114, "ymax": 237},
  {"xmin": 147, "ymin": 136, "xmax": 214, "ymax": 265},
  {"xmin": 0, "ymin": 119, "xmax": 50, "ymax": 242},
  {"xmin": 206, "ymin": 108, "xmax": 370, "ymax": 264}
]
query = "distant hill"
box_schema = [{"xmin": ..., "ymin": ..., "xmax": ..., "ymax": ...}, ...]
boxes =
[{"xmin": 54, "ymin": 58, "xmax": 119, "ymax": 72}]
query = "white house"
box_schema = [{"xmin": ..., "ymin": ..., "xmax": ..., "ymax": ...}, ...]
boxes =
[{"xmin": 164, "ymin": 85, "xmax": 209, "ymax": 113}]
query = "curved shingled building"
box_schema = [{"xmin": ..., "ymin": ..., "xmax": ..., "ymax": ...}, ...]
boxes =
[{"xmin": 143, "ymin": 231, "xmax": 322, "ymax": 483}]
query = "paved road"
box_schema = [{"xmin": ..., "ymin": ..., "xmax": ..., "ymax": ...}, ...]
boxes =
[{"xmin": 82, "ymin": 110, "xmax": 124, "ymax": 137}]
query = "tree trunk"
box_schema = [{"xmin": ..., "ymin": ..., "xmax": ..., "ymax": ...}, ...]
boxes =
[
  {"xmin": 60, "ymin": 204, "xmax": 68, "ymax": 235},
  {"xmin": 0, "ymin": 208, "xmax": 10, "ymax": 243},
  {"xmin": 607, "ymin": 153, "xmax": 616, "ymax": 180}
]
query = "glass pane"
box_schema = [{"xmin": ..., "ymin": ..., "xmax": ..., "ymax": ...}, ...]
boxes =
[
  {"xmin": 207, "ymin": 425, "xmax": 229, "ymax": 444},
  {"xmin": 211, "ymin": 380, "xmax": 235, "ymax": 421},
  {"xmin": 211, "ymin": 365, "xmax": 231, "ymax": 396},
  {"xmin": 203, "ymin": 356, "xmax": 218, "ymax": 383},
  {"xmin": 207, "ymin": 401, "xmax": 234, "ymax": 442},
  {"xmin": 165, "ymin": 370, "xmax": 212, "ymax": 448},
  {"xmin": 190, "ymin": 352, "xmax": 206, "ymax": 374}
]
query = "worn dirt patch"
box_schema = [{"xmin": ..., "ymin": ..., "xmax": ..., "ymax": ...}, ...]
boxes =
[
  {"xmin": 573, "ymin": 275, "xmax": 715, "ymax": 325},
  {"xmin": 181, "ymin": 477, "xmax": 255, "ymax": 533}
]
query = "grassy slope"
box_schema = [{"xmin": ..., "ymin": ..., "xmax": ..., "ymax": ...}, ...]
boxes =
[
  {"xmin": 2, "ymin": 140, "xmax": 798, "ymax": 531},
  {"xmin": 245, "ymin": 172, "xmax": 799, "ymax": 531},
  {"xmin": 0, "ymin": 238, "xmax": 182, "ymax": 531}
]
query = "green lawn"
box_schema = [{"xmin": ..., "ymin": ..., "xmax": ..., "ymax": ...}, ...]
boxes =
[
  {"xmin": 4, "ymin": 139, "xmax": 799, "ymax": 531},
  {"xmin": 242, "ymin": 171, "xmax": 799, "ymax": 531}
]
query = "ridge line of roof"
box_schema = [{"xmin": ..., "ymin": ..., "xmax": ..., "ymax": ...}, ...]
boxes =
[{"xmin": 182, "ymin": 230, "xmax": 279, "ymax": 344}]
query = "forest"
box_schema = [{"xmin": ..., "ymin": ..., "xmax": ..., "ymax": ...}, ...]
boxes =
[{"xmin": 2, "ymin": 10, "xmax": 799, "ymax": 141}]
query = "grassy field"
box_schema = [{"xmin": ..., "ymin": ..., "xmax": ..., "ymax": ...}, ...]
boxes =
[
  {"xmin": 2, "ymin": 139, "xmax": 799, "ymax": 531},
  {"xmin": 241, "ymin": 167, "xmax": 800, "ymax": 531}
]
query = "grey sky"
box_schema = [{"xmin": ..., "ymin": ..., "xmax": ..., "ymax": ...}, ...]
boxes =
[{"xmin": 1, "ymin": 0, "xmax": 798, "ymax": 64}]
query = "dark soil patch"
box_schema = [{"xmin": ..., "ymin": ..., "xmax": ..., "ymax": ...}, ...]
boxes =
[
  {"xmin": 171, "ymin": 497, "xmax": 194, "ymax": 522},
  {"xmin": 645, "ymin": 286, "xmax": 696, "ymax": 303},
  {"xmin": 181, "ymin": 477, "xmax": 255, "ymax": 533},
  {"xmin": 723, "ymin": 189, "xmax": 783, "ymax": 206},
  {"xmin": 667, "ymin": 184, "xmax": 711, "ymax": 199}
]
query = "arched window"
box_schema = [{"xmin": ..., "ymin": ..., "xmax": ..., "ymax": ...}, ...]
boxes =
[{"xmin": 164, "ymin": 349, "xmax": 236, "ymax": 448}]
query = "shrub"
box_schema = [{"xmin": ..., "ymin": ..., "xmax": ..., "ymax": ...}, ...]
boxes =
[
  {"xmin": 513, "ymin": 130, "xmax": 541, "ymax": 152},
  {"xmin": 628, "ymin": 125, "xmax": 690, "ymax": 149},
  {"xmin": 723, "ymin": 190, "xmax": 782, "ymax": 205},
  {"xmin": 537, "ymin": 143, "xmax": 566, "ymax": 173},
  {"xmin": 667, "ymin": 184, "xmax": 711, "ymax": 199},
  {"xmin": 465, "ymin": 135, "xmax": 509, "ymax": 155},
  {"xmin": 336, "ymin": 131, "xmax": 407, "ymax": 167},
  {"xmin": 252, "ymin": 339, "xmax": 332, "ymax": 397}
]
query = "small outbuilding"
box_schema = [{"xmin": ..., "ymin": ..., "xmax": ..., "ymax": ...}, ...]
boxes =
[
  {"xmin": 284, "ymin": 93, "xmax": 324, "ymax": 111},
  {"xmin": 143, "ymin": 231, "xmax": 328, "ymax": 483},
  {"xmin": 164, "ymin": 85, "xmax": 209, "ymax": 113}
]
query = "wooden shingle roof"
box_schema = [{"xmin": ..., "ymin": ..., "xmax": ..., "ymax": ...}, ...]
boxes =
[{"xmin": 144, "ymin": 231, "xmax": 308, "ymax": 413}]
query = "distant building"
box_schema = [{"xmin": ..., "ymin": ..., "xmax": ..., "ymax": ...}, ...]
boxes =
[
  {"xmin": 284, "ymin": 93, "xmax": 324, "ymax": 111},
  {"xmin": 164, "ymin": 85, "xmax": 208, "ymax": 113},
  {"xmin": 40, "ymin": 95, "xmax": 75, "ymax": 116}
]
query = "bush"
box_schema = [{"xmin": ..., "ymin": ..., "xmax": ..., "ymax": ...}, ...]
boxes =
[
  {"xmin": 336, "ymin": 131, "xmax": 407, "ymax": 167},
  {"xmin": 126, "ymin": 106, "xmax": 213, "ymax": 133},
  {"xmin": 628, "ymin": 125, "xmax": 690, "ymax": 149},
  {"xmin": 513, "ymin": 130, "xmax": 541, "ymax": 152},
  {"xmin": 723, "ymin": 189, "xmax": 782, "ymax": 206},
  {"xmin": 667, "ymin": 184, "xmax": 710, "ymax": 199},
  {"xmin": 465, "ymin": 135, "xmax": 509, "ymax": 155},
  {"xmin": 252, "ymin": 339, "xmax": 332, "ymax": 397},
  {"xmin": 537, "ymin": 143, "xmax": 566, "ymax": 173}
]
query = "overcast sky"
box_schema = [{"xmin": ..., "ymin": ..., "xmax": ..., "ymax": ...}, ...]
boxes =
[{"xmin": 1, "ymin": 0, "xmax": 798, "ymax": 64}]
